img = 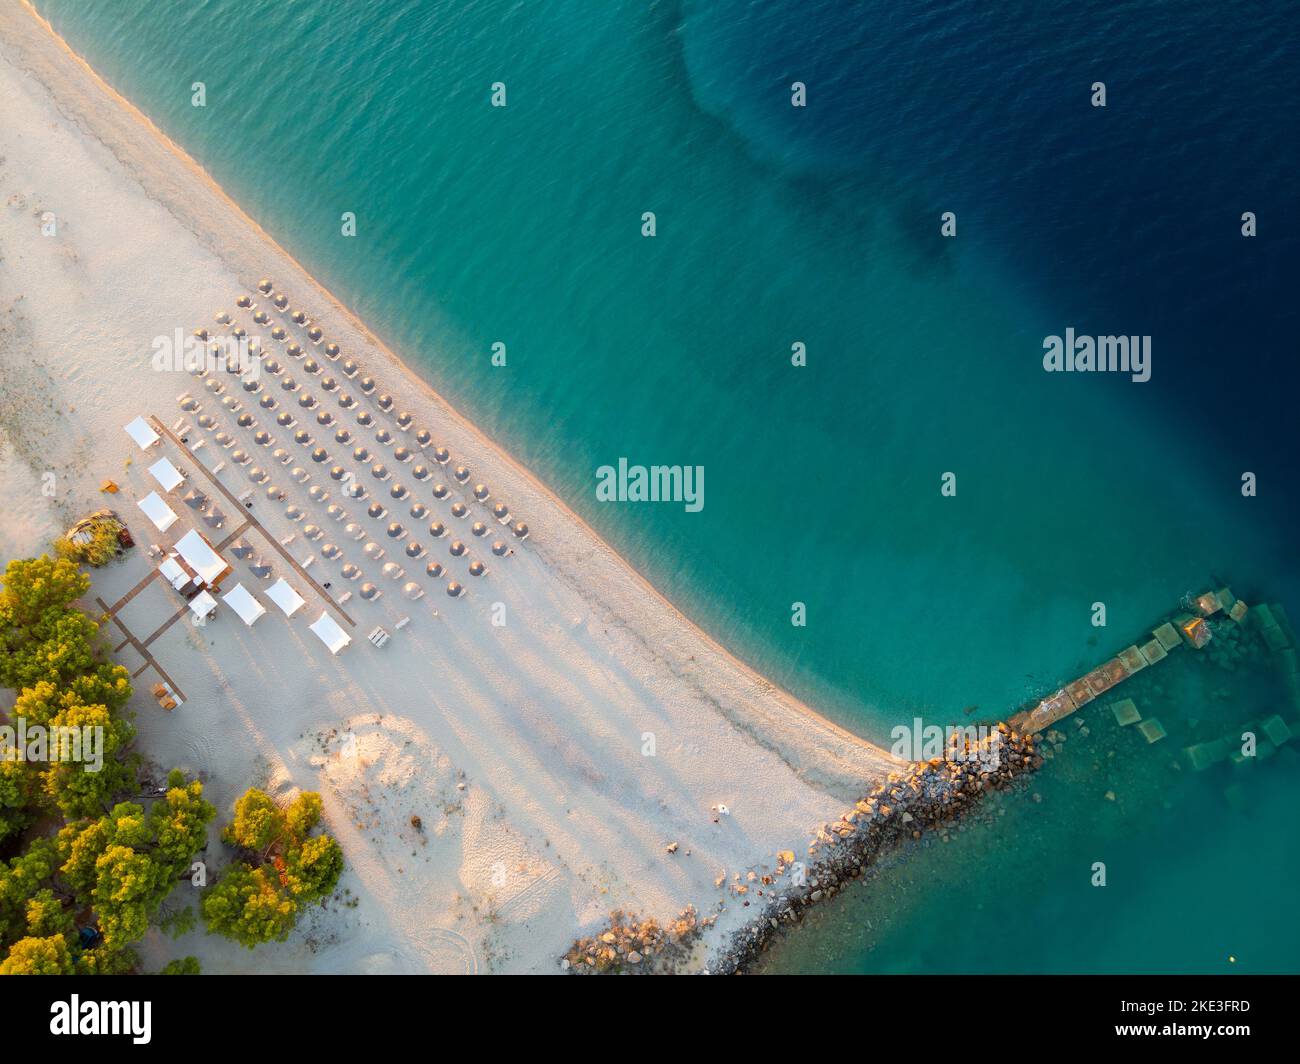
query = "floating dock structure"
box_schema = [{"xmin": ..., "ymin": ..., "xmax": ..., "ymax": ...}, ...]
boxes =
[{"xmin": 1009, "ymin": 586, "xmax": 1296, "ymax": 737}]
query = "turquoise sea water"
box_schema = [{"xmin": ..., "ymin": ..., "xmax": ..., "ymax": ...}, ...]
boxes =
[{"xmin": 29, "ymin": 0, "xmax": 1299, "ymax": 972}]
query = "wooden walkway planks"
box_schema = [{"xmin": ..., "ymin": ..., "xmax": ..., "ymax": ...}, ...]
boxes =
[
  {"xmin": 95, "ymin": 595, "xmax": 187, "ymax": 702},
  {"xmin": 148, "ymin": 415, "xmax": 354, "ymax": 627}
]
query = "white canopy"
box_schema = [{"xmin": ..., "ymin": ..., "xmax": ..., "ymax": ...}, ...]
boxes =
[
  {"xmin": 137, "ymin": 491, "xmax": 178, "ymax": 532},
  {"xmin": 222, "ymin": 583, "xmax": 266, "ymax": 627},
  {"xmin": 266, "ymin": 578, "xmax": 305, "ymax": 617},
  {"xmin": 124, "ymin": 415, "xmax": 160, "ymax": 450},
  {"xmin": 188, "ymin": 590, "xmax": 218, "ymax": 619},
  {"xmin": 159, "ymin": 557, "xmax": 190, "ymax": 590},
  {"xmin": 174, "ymin": 529, "xmax": 228, "ymax": 586},
  {"xmin": 148, "ymin": 456, "xmax": 185, "ymax": 492},
  {"xmin": 309, "ymin": 612, "xmax": 351, "ymax": 655}
]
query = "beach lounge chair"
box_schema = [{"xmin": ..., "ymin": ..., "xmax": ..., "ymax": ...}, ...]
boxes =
[{"xmin": 151, "ymin": 683, "xmax": 179, "ymax": 712}]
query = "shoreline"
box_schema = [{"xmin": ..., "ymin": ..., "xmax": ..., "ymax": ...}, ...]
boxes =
[
  {"xmin": 0, "ymin": 0, "xmax": 901, "ymax": 973},
  {"xmin": 6, "ymin": 0, "xmax": 883, "ymax": 779}
]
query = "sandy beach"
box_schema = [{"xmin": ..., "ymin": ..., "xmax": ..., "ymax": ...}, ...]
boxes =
[{"xmin": 0, "ymin": 1, "xmax": 900, "ymax": 973}]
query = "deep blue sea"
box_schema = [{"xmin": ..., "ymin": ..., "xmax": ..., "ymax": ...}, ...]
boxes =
[{"xmin": 30, "ymin": 0, "xmax": 1300, "ymax": 972}]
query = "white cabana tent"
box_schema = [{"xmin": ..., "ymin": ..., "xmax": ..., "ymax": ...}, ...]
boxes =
[
  {"xmin": 266, "ymin": 578, "xmax": 305, "ymax": 617},
  {"xmin": 148, "ymin": 456, "xmax": 185, "ymax": 492},
  {"xmin": 137, "ymin": 491, "xmax": 179, "ymax": 532},
  {"xmin": 309, "ymin": 612, "xmax": 351, "ymax": 655},
  {"xmin": 222, "ymin": 583, "xmax": 266, "ymax": 627},
  {"xmin": 159, "ymin": 557, "xmax": 191, "ymax": 590},
  {"xmin": 174, "ymin": 529, "xmax": 230, "ymax": 586},
  {"xmin": 188, "ymin": 590, "xmax": 218, "ymax": 619},
  {"xmin": 124, "ymin": 416, "xmax": 160, "ymax": 450}
]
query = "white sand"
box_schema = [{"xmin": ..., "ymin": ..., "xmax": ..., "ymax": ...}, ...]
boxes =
[{"xmin": 0, "ymin": 2, "xmax": 900, "ymax": 973}]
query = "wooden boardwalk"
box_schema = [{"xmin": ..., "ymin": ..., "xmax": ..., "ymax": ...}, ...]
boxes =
[
  {"xmin": 148, "ymin": 415, "xmax": 355, "ymax": 628},
  {"xmin": 96, "ymin": 595, "xmax": 187, "ymax": 702},
  {"xmin": 1008, "ymin": 587, "xmax": 1244, "ymax": 735}
]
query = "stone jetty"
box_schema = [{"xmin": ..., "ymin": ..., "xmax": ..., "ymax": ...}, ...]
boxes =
[
  {"xmin": 563, "ymin": 725, "xmax": 1042, "ymax": 974},
  {"xmin": 561, "ymin": 582, "xmax": 1298, "ymax": 974},
  {"xmin": 1009, "ymin": 586, "xmax": 1257, "ymax": 736}
]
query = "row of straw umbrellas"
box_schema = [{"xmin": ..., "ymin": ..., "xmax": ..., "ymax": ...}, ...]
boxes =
[
  {"xmin": 179, "ymin": 286, "xmax": 527, "ymax": 601},
  {"xmin": 229, "ymin": 282, "xmax": 529, "ymax": 537},
  {"xmin": 179, "ymin": 387, "xmax": 470, "ymax": 601}
]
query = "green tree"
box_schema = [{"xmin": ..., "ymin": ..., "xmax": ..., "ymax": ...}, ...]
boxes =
[
  {"xmin": 222, "ymin": 788, "xmax": 284, "ymax": 855},
  {"xmin": 0, "ymin": 934, "xmax": 76, "ymax": 975},
  {"xmin": 0, "ymin": 556, "xmax": 99, "ymax": 691},
  {"xmin": 284, "ymin": 833, "xmax": 344, "ymax": 904},
  {"xmin": 0, "ymin": 759, "xmax": 40, "ymax": 845},
  {"xmin": 54, "ymin": 523, "xmax": 121, "ymax": 568},
  {"xmin": 204, "ymin": 788, "xmax": 343, "ymax": 948},
  {"xmin": 0, "ymin": 838, "xmax": 60, "ymax": 946},
  {"xmin": 160, "ymin": 955, "xmax": 201, "ymax": 975},
  {"xmin": 202, "ymin": 863, "xmax": 297, "ymax": 947},
  {"xmin": 54, "ymin": 787, "xmax": 214, "ymax": 952},
  {"xmin": 39, "ymin": 701, "xmax": 137, "ymax": 819},
  {"xmin": 0, "ymin": 555, "xmax": 89, "ymax": 630},
  {"xmin": 23, "ymin": 890, "xmax": 75, "ymax": 941}
]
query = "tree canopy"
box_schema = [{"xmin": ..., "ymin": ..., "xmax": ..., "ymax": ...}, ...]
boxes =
[
  {"xmin": 203, "ymin": 788, "xmax": 343, "ymax": 948},
  {"xmin": 0, "ymin": 556, "xmax": 214, "ymax": 975}
]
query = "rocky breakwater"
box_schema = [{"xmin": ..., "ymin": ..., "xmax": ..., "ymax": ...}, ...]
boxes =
[
  {"xmin": 562, "ymin": 907, "xmax": 704, "ymax": 975},
  {"xmin": 562, "ymin": 724, "xmax": 1041, "ymax": 974}
]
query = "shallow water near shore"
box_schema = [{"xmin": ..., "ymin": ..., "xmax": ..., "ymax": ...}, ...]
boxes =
[{"xmin": 26, "ymin": 0, "xmax": 1300, "ymax": 972}]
